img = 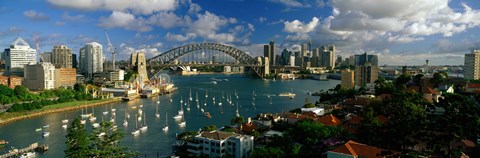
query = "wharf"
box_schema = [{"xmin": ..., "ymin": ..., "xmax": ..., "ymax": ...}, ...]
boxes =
[{"xmin": 0, "ymin": 142, "xmax": 48, "ymax": 158}]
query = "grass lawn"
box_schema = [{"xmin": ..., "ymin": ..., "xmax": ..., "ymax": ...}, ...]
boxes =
[{"xmin": 0, "ymin": 99, "xmax": 116, "ymax": 122}]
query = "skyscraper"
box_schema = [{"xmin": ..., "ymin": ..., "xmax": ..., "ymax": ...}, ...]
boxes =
[
  {"xmin": 465, "ymin": 50, "xmax": 480, "ymax": 80},
  {"xmin": 4, "ymin": 36, "xmax": 37, "ymax": 76},
  {"xmin": 341, "ymin": 69, "xmax": 355, "ymax": 89},
  {"xmin": 24, "ymin": 62, "xmax": 55, "ymax": 90},
  {"xmin": 320, "ymin": 45, "xmax": 336, "ymax": 69},
  {"xmin": 269, "ymin": 41, "xmax": 275, "ymax": 66},
  {"xmin": 51, "ymin": 45, "xmax": 73, "ymax": 68},
  {"xmin": 72, "ymin": 54, "xmax": 77, "ymax": 69},
  {"xmin": 79, "ymin": 42, "xmax": 103, "ymax": 79},
  {"xmin": 263, "ymin": 44, "xmax": 270, "ymax": 62},
  {"xmin": 355, "ymin": 52, "xmax": 378, "ymax": 66}
]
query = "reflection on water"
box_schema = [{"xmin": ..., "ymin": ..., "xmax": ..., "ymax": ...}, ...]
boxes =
[{"xmin": 0, "ymin": 74, "xmax": 339, "ymax": 157}]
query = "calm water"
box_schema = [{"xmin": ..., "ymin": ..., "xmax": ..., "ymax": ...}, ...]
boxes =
[{"xmin": 0, "ymin": 74, "xmax": 339, "ymax": 157}]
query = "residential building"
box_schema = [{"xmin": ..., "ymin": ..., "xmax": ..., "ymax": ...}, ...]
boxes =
[
  {"xmin": 465, "ymin": 49, "xmax": 480, "ymax": 80},
  {"xmin": 355, "ymin": 52, "xmax": 378, "ymax": 66},
  {"xmin": 186, "ymin": 131, "xmax": 254, "ymax": 158},
  {"xmin": 41, "ymin": 52, "xmax": 51, "ymax": 63},
  {"xmin": 355, "ymin": 63, "xmax": 378, "ymax": 86},
  {"xmin": 8, "ymin": 76, "xmax": 22, "ymax": 88},
  {"xmin": 51, "ymin": 45, "xmax": 72, "ymax": 68},
  {"xmin": 341, "ymin": 69, "xmax": 355, "ymax": 89},
  {"xmin": 4, "ymin": 36, "xmax": 37, "ymax": 76},
  {"xmin": 0, "ymin": 76, "xmax": 7, "ymax": 86},
  {"xmin": 110, "ymin": 69, "xmax": 125, "ymax": 81},
  {"xmin": 327, "ymin": 140, "xmax": 398, "ymax": 158},
  {"xmin": 54, "ymin": 68, "xmax": 76, "ymax": 88},
  {"xmin": 316, "ymin": 114, "xmax": 342, "ymax": 126},
  {"xmin": 23, "ymin": 62, "xmax": 55, "ymax": 91},
  {"xmin": 79, "ymin": 42, "xmax": 103, "ymax": 79}
]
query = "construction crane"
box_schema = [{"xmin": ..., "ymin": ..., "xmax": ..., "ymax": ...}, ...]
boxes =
[
  {"xmin": 105, "ymin": 30, "xmax": 116, "ymax": 71},
  {"xmin": 33, "ymin": 33, "xmax": 42, "ymax": 62}
]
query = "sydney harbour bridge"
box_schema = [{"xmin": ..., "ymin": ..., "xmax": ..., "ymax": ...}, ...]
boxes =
[{"xmin": 146, "ymin": 43, "xmax": 265, "ymax": 78}]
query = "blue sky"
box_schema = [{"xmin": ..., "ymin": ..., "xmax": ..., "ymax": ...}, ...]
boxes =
[{"xmin": 0, "ymin": 0, "xmax": 479, "ymax": 65}]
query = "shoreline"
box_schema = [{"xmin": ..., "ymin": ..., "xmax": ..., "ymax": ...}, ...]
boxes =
[{"xmin": 0, "ymin": 98, "xmax": 122, "ymax": 126}]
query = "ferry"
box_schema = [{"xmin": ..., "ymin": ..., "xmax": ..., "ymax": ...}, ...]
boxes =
[
  {"xmin": 204, "ymin": 112, "xmax": 211, "ymax": 119},
  {"xmin": 42, "ymin": 132, "xmax": 50, "ymax": 137},
  {"xmin": 278, "ymin": 92, "xmax": 296, "ymax": 99}
]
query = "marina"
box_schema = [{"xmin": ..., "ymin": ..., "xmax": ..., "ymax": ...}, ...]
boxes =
[{"xmin": 0, "ymin": 74, "xmax": 339, "ymax": 157}]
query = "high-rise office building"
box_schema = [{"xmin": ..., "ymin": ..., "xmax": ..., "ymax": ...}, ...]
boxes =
[
  {"xmin": 79, "ymin": 42, "xmax": 103, "ymax": 79},
  {"xmin": 320, "ymin": 45, "xmax": 336, "ymax": 69},
  {"xmin": 341, "ymin": 69, "xmax": 355, "ymax": 89},
  {"xmin": 301, "ymin": 44, "xmax": 308, "ymax": 57},
  {"xmin": 72, "ymin": 54, "xmax": 77, "ymax": 69},
  {"xmin": 4, "ymin": 36, "xmax": 37, "ymax": 76},
  {"xmin": 465, "ymin": 50, "xmax": 480, "ymax": 80},
  {"xmin": 355, "ymin": 63, "xmax": 378, "ymax": 86},
  {"xmin": 24, "ymin": 62, "xmax": 55, "ymax": 90},
  {"xmin": 355, "ymin": 52, "xmax": 378, "ymax": 66},
  {"xmin": 269, "ymin": 41, "xmax": 275, "ymax": 66},
  {"xmin": 51, "ymin": 45, "xmax": 73, "ymax": 68},
  {"xmin": 281, "ymin": 49, "xmax": 289, "ymax": 65},
  {"xmin": 263, "ymin": 44, "xmax": 270, "ymax": 63}
]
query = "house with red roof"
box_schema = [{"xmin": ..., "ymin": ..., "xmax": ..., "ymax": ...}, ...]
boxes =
[
  {"xmin": 327, "ymin": 140, "xmax": 398, "ymax": 158},
  {"xmin": 466, "ymin": 83, "xmax": 480, "ymax": 93},
  {"xmin": 316, "ymin": 114, "xmax": 342, "ymax": 126}
]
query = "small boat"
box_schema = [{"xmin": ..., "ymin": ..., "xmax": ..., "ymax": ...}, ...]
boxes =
[
  {"xmin": 35, "ymin": 128, "xmax": 42, "ymax": 132},
  {"xmin": 90, "ymin": 107, "xmax": 97, "ymax": 122},
  {"xmin": 224, "ymin": 79, "xmax": 229, "ymax": 81},
  {"xmin": 180, "ymin": 96, "xmax": 183, "ymax": 104},
  {"xmin": 178, "ymin": 117, "xmax": 186, "ymax": 127},
  {"xmin": 205, "ymin": 89, "xmax": 208, "ymax": 98},
  {"xmin": 132, "ymin": 106, "xmax": 137, "ymax": 109},
  {"xmin": 212, "ymin": 81, "xmax": 217, "ymax": 84},
  {"xmin": 162, "ymin": 113, "xmax": 169, "ymax": 131},
  {"xmin": 139, "ymin": 104, "xmax": 143, "ymax": 108},
  {"xmin": 155, "ymin": 103, "xmax": 160, "ymax": 118},
  {"xmin": 278, "ymin": 88, "xmax": 296, "ymax": 99},
  {"xmin": 131, "ymin": 114, "xmax": 140, "ymax": 136},
  {"xmin": 19, "ymin": 152, "xmax": 35, "ymax": 158},
  {"xmin": 62, "ymin": 119, "xmax": 68, "ymax": 124},
  {"xmin": 98, "ymin": 132, "xmax": 106, "ymax": 137},
  {"xmin": 43, "ymin": 125, "xmax": 49, "ymax": 128},
  {"xmin": 157, "ymin": 100, "xmax": 160, "ymax": 104},
  {"xmin": 80, "ymin": 119, "xmax": 86, "ymax": 124},
  {"xmin": 123, "ymin": 119, "xmax": 128, "ymax": 126},
  {"xmin": 62, "ymin": 124, "xmax": 68, "ymax": 129},
  {"xmin": 189, "ymin": 88, "xmax": 193, "ymax": 101},
  {"xmin": 42, "ymin": 132, "xmax": 50, "ymax": 137},
  {"xmin": 200, "ymin": 108, "xmax": 204, "ymax": 113},
  {"xmin": 204, "ymin": 112, "xmax": 211, "ymax": 119},
  {"xmin": 92, "ymin": 123, "xmax": 100, "ymax": 128},
  {"xmin": 140, "ymin": 112, "xmax": 148, "ymax": 131},
  {"xmin": 195, "ymin": 91, "xmax": 199, "ymax": 102},
  {"xmin": 173, "ymin": 114, "xmax": 182, "ymax": 120}
]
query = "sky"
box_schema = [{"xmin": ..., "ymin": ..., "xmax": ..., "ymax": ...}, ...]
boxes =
[{"xmin": 0, "ymin": 0, "xmax": 480, "ymax": 66}]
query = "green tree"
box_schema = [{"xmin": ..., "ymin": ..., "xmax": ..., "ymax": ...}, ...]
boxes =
[
  {"xmin": 202, "ymin": 125, "xmax": 217, "ymax": 131},
  {"xmin": 231, "ymin": 116, "xmax": 245, "ymax": 125},
  {"xmin": 65, "ymin": 118, "xmax": 91, "ymax": 157},
  {"xmin": 374, "ymin": 77, "xmax": 395, "ymax": 95},
  {"xmin": 89, "ymin": 122, "xmax": 137, "ymax": 157},
  {"xmin": 431, "ymin": 71, "xmax": 448, "ymax": 87},
  {"xmin": 394, "ymin": 74, "xmax": 411, "ymax": 90},
  {"xmin": 252, "ymin": 146, "xmax": 285, "ymax": 158}
]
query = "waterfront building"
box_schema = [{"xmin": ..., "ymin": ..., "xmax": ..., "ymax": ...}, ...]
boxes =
[
  {"xmin": 355, "ymin": 52, "xmax": 378, "ymax": 66},
  {"xmin": 110, "ymin": 69, "xmax": 125, "ymax": 81},
  {"xmin": 79, "ymin": 42, "xmax": 103, "ymax": 79},
  {"xmin": 54, "ymin": 68, "xmax": 76, "ymax": 88},
  {"xmin": 355, "ymin": 63, "xmax": 378, "ymax": 86},
  {"xmin": 289, "ymin": 55, "xmax": 295, "ymax": 67},
  {"xmin": 4, "ymin": 36, "xmax": 37, "ymax": 76},
  {"xmin": 465, "ymin": 49, "xmax": 480, "ymax": 80},
  {"xmin": 51, "ymin": 45, "xmax": 73, "ymax": 68},
  {"xmin": 186, "ymin": 131, "xmax": 254, "ymax": 158},
  {"xmin": 0, "ymin": 76, "xmax": 22, "ymax": 88},
  {"xmin": 341, "ymin": 69, "xmax": 355, "ymax": 89},
  {"xmin": 24, "ymin": 62, "xmax": 55, "ymax": 91}
]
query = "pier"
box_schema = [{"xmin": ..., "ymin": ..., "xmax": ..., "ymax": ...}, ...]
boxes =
[{"xmin": 0, "ymin": 143, "xmax": 48, "ymax": 158}]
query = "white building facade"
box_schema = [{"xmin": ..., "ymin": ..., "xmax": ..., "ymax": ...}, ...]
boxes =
[
  {"xmin": 79, "ymin": 42, "xmax": 103, "ymax": 79},
  {"xmin": 4, "ymin": 36, "xmax": 37, "ymax": 76},
  {"xmin": 187, "ymin": 131, "xmax": 254, "ymax": 158},
  {"xmin": 24, "ymin": 62, "xmax": 55, "ymax": 91}
]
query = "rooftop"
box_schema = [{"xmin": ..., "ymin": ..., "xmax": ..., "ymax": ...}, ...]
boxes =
[
  {"xmin": 200, "ymin": 131, "xmax": 235, "ymax": 141},
  {"xmin": 329, "ymin": 140, "xmax": 398, "ymax": 158}
]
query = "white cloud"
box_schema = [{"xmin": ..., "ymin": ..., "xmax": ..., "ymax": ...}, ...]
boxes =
[
  {"xmin": 47, "ymin": 0, "xmax": 177, "ymax": 15},
  {"xmin": 247, "ymin": 23, "xmax": 255, "ymax": 32},
  {"xmin": 188, "ymin": 11, "xmax": 237, "ymax": 42},
  {"xmin": 188, "ymin": 2, "xmax": 202, "ymax": 14},
  {"xmin": 98, "ymin": 11, "xmax": 152, "ymax": 32},
  {"xmin": 23, "ymin": 10, "xmax": 49, "ymax": 21},
  {"xmin": 258, "ymin": 17, "xmax": 267, "ymax": 23},
  {"xmin": 62, "ymin": 12, "xmax": 86, "ymax": 21},
  {"xmin": 55, "ymin": 21, "xmax": 65, "ymax": 26},
  {"xmin": 165, "ymin": 32, "xmax": 196, "ymax": 42},
  {"xmin": 284, "ymin": 17, "xmax": 319, "ymax": 33},
  {"xmin": 269, "ymin": 0, "xmax": 310, "ymax": 8},
  {"xmin": 148, "ymin": 12, "xmax": 186, "ymax": 29}
]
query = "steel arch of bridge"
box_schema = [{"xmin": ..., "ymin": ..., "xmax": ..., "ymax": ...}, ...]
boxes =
[{"xmin": 147, "ymin": 43, "xmax": 262, "ymax": 78}]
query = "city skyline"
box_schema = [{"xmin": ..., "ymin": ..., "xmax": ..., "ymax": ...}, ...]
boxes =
[{"xmin": 1, "ymin": 0, "xmax": 480, "ymax": 65}]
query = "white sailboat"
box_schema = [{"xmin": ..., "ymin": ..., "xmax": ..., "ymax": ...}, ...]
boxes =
[
  {"xmin": 155, "ymin": 103, "xmax": 160, "ymax": 118},
  {"xmin": 89, "ymin": 107, "xmax": 97, "ymax": 122},
  {"xmin": 178, "ymin": 100, "xmax": 184, "ymax": 115},
  {"xmin": 236, "ymin": 101, "xmax": 240, "ymax": 117},
  {"xmin": 140, "ymin": 112, "xmax": 148, "ymax": 131},
  {"xmin": 195, "ymin": 91, "xmax": 199, "ymax": 102},
  {"xmin": 131, "ymin": 114, "xmax": 140, "ymax": 136},
  {"xmin": 62, "ymin": 124, "xmax": 68, "ymax": 129},
  {"xmin": 205, "ymin": 89, "xmax": 208, "ymax": 98},
  {"xmin": 62, "ymin": 114, "xmax": 68, "ymax": 124},
  {"xmin": 162, "ymin": 113, "xmax": 169, "ymax": 131},
  {"xmin": 123, "ymin": 110, "xmax": 128, "ymax": 126},
  {"xmin": 189, "ymin": 88, "xmax": 193, "ymax": 101},
  {"xmin": 103, "ymin": 106, "xmax": 108, "ymax": 115},
  {"xmin": 218, "ymin": 97, "xmax": 222, "ymax": 106},
  {"xmin": 169, "ymin": 95, "xmax": 173, "ymax": 102},
  {"xmin": 180, "ymin": 96, "xmax": 183, "ymax": 104},
  {"xmin": 178, "ymin": 116, "xmax": 186, "ymax": 128},
  {"xmin": 186, "ymin": 101, "xmax": 191, "ymax": 111}
]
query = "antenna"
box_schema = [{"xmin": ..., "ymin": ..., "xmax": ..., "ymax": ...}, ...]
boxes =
[
  {"xmin": 105, "ymin": 30, "xmax": 116, "ymax": 71},
  {"xmin": 33, "ymin": 33, "xmax": 42, "ymax": 62}
]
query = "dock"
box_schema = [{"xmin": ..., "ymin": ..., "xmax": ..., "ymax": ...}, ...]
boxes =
[{"xmin": 0, "ymin": 142, "xmax": 48, "ymax": 158}]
